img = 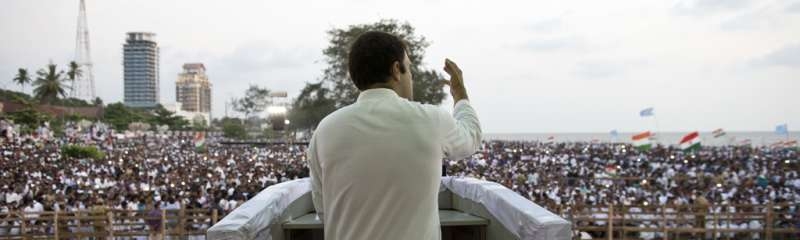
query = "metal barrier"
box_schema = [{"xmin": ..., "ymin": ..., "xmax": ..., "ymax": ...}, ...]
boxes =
[
  {"xmin": 0, "ymin": 207, "xmax": 219, "ymax": 239},
  {"xmin": 2, "ymin": 202, "xmax": 797, "ymax": 239},
  {"xmin": 560, "ymin": 202, "xmax": 799, "ymax": 240}
]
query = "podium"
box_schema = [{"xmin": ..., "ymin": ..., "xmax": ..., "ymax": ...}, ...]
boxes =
[
  {"xmin": 281, "ymin": 209, "xmax": 489, "ymax": 240},
  {"xmin": 207, "ymin": 177, "xmax": 570, "ymax": 240}
]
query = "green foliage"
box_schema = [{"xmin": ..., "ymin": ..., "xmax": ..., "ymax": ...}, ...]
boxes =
[
  {"xmin": 33, "ymin": 63, "xmax": 69, "ymax": 104},
  {"xmin": 54, "ymin": 97, "xmax": 93, "ymax": 107},
  {"xmin": 1, "ymin": 89, "xmax": 55, "ymax": 134},
  {"xmin": 6, "ymin": 108, "xmax": 51, "ymax": 133},
  {"xmin": 220, "ymin": 117, "xmax": 247, "ymax": 139},
  {"xmin": 191, "ymin": 117, "xmax": 209, "ymax": 131},
  {"xmin": 261, "ymin": 127, "xmax": 284, "ymax": 139},
  {"xmin": 1, "ymin": 85, "xmax": 92, "ymax": 107},
  {"xmin": 66, "ymin": 61, "xmax": 82, "ymax": 82},
  {"xmin": 8, "ymin": 62, "xmax": 98, "ymax": 108},
  {"xmin": 0, "ymin": 88, "xmax": 33, "ymax": 103},
  {"xmin": 288, "ymin": 82, "xmax": 336, "ymax": 130},
  {"xmin": 49, "ymin": 117, "xmax": 66, "ymax": 136},
  {"xmin": 288, "ymin": 19, "xmax": 446, "ymax": 130},
  {"xmin": 92, "ymin": 97, "xmax": 103, "ymax": 106},
  {"xmin": 149, "ymin": 104, "xmax": 190, "ymax": 130},
  {"xmin": 103, "ymin": 102, "xmax": 149, "ymax": 131},
  {"xmin": 64, "ymin": 113, "xmax": 87, "ymax": 122},
  {"xmin": 413, "ymin": 69, "xmax": 449, "ymax": 105},
  {"xmin": 104, "ymin": 103, "xmax": 191, "ymax": 131},
  {"xmin": 12, "ymin": 68, "xmax": 32, "ymax": 93},
  {"xmin": 61, "ymin": 145, "xmax": 105, "ymax": 160},
  {"xmin": 321, "ymin": 19, "xmax": 447, "ymax": 108},
  {"xmin": 232, "ymin": 85, "xmax": 271, "ymax": 118}
]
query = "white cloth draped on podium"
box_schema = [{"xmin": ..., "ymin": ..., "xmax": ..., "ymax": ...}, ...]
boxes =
[
  {"xmin": 440, "ymin": 177, "xmax": 571, "ymax": 239},
  {"xmin": 207, "ymin": 177, "xmax": 570, "ymax": 240},
  {"xmin": 208, "ymin": 178, "xmax": 310, "ymax": 240}
]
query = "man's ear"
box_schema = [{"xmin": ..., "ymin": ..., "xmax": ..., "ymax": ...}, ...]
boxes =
[{"xmin": 390, "ymin": 61, "xmax": 402, "ymax": 82}]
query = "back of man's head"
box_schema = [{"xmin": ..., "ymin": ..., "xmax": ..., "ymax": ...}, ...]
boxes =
[{"xmin": 348, "ymin": 31, "xmax": 407, "ymax": 90}]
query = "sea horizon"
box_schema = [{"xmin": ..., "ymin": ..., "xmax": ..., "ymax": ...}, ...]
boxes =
[{"xmin": 484, "ymin": 131, "xmax": 798, "ymax": 146}]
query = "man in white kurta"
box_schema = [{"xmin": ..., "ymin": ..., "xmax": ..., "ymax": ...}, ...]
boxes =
[{"xmin": 306, "ymin": 31, "xmax": 481, "ymax": 240}]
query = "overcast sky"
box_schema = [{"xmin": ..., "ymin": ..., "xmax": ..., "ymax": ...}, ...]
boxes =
[{"xmin": 1, "ymin": 0, "xmax": 798, "ymax": 133}]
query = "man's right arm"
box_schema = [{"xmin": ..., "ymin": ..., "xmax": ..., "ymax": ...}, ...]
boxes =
[{"xmin": 440, "ymin": 100, "xmax": 482, "ymax": 160}]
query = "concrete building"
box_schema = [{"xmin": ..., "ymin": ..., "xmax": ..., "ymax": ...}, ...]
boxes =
[
  {"xmin": 176, "ymin": 63, "xmax": 212, "ymax": 113},
  {"xmin": 123, "ymin": 32, "xmax": 159, "ymax": 108}
]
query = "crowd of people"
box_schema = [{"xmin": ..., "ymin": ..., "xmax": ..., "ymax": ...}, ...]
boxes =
[
  {"xmin": 0, "ymin": 120, "xmax": 309, "ymax": 236},
  {"xmin": 445, "ymin": 141, "xmax": 799, "ymax": 239},
  {"xmin": 447, "ymin": 141, "xmax": 799, "ymax": 208},
  {"xmin": 1, "ymin": 119, "xmax": 798, "ymax": 238}
]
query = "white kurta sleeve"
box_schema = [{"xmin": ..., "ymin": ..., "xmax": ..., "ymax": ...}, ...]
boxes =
[
  {"xmin": 440, "ymin": 99, "xmax": 482, "ymax": 160},
  {"xmin": 306, "ymin": 135, "xmax": 324, "ymax": 216}
]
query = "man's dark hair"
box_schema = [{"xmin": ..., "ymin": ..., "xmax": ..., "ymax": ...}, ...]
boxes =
[{"xmin": 348, "ymin": 31, "xmax": 408, "ymax": 90}]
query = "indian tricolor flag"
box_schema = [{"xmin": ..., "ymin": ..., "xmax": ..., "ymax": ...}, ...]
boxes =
[
  {"xmin": 679, "ymin": 131, "xmax": 701, "ymax": 152},
  {"xmin": 632, "ymin": 131, "xmax": 652, "ymax": 151},
  {"xmin": 605, "ymin": 165, "xmax": 618, "ymax": 176},
  {"xmin": 712, "ymin": 128, "xmax": 726, "ymax": 138},
  {"xmin": 740, "ymin": 139, "xmax": 752, "ymax": 146},
  {"xmin": 772, "ymin": 140, "xmax": 798, "ymax": 147},
  {"xmin": 194, "ymin": 132, "xmax": 206, "ymax": 150},
  {"xmin": 784, "ymin": 140, "xmax": 799, "ymax": 150}
]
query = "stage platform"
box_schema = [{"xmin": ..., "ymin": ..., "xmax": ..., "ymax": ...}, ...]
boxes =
[{"xmin": 207, "ymin": 177, "xmax": 570, "ymax": 240}]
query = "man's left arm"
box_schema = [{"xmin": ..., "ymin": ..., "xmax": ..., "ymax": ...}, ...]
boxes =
[{"xmin": 306, "ymin": 135, "xmax": 324, "ymax": 217}]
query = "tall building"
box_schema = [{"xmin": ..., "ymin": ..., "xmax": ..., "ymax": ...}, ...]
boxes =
[
  {"xmin": 176, "ymin": 63, "xmax": 212, "ymax": 113},
  {"xmin": 123, "ymin": 32, "xmax": 159, "ymax": 108}
]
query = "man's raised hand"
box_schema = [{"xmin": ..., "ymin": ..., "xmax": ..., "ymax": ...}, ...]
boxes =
[{"xmin": 442, "ymin": 58, "xmax": 468, "ymax": 105}]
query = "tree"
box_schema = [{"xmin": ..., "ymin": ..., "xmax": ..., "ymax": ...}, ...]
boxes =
[
  {"xmin": 92, "ymin": 97, "xmax": 103, "ymax": 106},
  {"xmin": 150, "ymin": 104, "xmax": 189, "ymax": 130},
  {"xmin": 66, "ymin": 61, "xmax": 82, "ymax": 97},
  {"xmin": 66, "ymin": 61, "xmax": 83, "ymax": 82},
  {"xmin": 220, "ymin": 117, "xmax": 247, "ymax": 139},
  {"xmin": 6, "ymin": 108, "xmax": 45, "ymax": 133},
  {"xmin": 287, "ymin": 82, "xmax": 336, "ymax": 130},
  {"xmin": 288, "ymin": 19, "xmax": 447, "ymax": 130},
  {"xmin": 0, "ymin": 88, "xmax": 33, "ymax": 103},
  {"xmin": 13, "ymin": 68, "xmax": 31, "ymax": 93},
  {"xmin": 321, "ymin": 19, "xmax": 447, "ymax": 108},
  {"xmin": 33, "ymin": 63, "xmax": 69, "ymax": 104},
  {"xmin": 104, "ymin": 102, "xmax": 147, "ymax": 131},
  {"xmin": 191, "ymin": 116, "xmax": 208, "ymax": 131},
  {"xmin": 232, "ymin": 85, "xmax": 271, "ymax": 119},
  {"xmin": 5, "ymin": 99, "xmax": 50, "ymax": 133},
  {"xmin": 57, "ymin": 97, "xmax": 92, "ymax": 107}
]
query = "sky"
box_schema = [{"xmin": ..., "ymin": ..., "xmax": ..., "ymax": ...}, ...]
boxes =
[{"xmin": 0, "ymin": 0, "xmax": 798, "ymax": 133}]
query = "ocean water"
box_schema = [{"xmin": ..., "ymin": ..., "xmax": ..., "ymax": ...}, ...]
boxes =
[{"xmin": 484, "ymin": 131, "xmax": 799, "ymax": 146}]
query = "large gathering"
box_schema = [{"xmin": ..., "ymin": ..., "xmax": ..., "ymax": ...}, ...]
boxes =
[
  {"xmin": 3, "ymin": 1, "xmax": 800, "ymax": 239},
  {"xmin": 1, "ymin": 121, "xmax": 798, "ymax": 238}
]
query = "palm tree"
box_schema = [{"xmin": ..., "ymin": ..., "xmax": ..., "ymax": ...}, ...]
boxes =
[
  {"xmin": 66, "ymin": 61, "xmax": 82, "ymax": 99},
  {"xmin": 67, "ymin": 61, "xmax": 82, "ymax": 81},
  {"xmin": 12, "ymin": 68, "xmax": 31, "ymax": 93},
  {"xmin": 33, "ymin": 63, "xmax": 69, "ymax": 104}
]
